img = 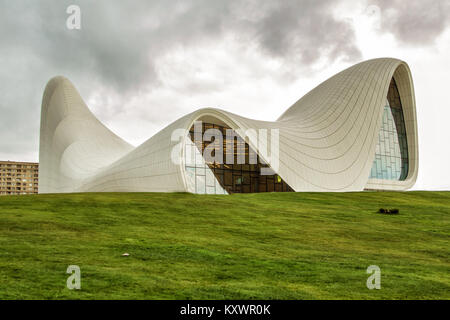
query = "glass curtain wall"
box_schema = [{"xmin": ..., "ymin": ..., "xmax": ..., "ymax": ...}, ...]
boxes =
[
  {"xmin": 369, "ymin": 78, "xmax": 409, "ymax": 180},
  {"xmin": 184, "ymin": 122, "xmax": 294, "ymax": 194}
]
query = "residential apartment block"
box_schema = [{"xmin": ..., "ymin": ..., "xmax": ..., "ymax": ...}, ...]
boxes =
[{"xmin": 0, "ymin": 161, "xmax": 39, "ymax": 195}]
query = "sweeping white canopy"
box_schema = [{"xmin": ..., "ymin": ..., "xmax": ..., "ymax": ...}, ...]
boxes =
[{"xmin": 38, "ymin": 58, "xmax": 418, "ymax": 193}]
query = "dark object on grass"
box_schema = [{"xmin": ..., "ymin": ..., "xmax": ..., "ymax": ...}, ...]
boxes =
[{"xmin": 379, "ymin": 208, "xmax": 399, "ymax": 214}]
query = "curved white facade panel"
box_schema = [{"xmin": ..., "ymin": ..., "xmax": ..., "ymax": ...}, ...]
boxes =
[{"xmin": 38, "ymin": 58, "xmax": 418, "ymax": 193}]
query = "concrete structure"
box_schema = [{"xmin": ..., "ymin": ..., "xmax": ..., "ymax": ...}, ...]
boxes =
[
  {"xmin": 38, "ymin": 58, "xmax": 418, "ymax": 194},
  {"xmin": 0, "ymin": 161, "xmax": 39, "ymax": 195}
]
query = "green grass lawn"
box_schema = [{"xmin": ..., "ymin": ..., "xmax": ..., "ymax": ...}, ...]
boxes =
[{"xmin": 0, "ymin": 191, "xmax": 448, "ymax": 299}]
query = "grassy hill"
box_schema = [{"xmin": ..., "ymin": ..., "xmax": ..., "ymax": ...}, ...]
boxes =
[{"xmin": 0, "ymin": 191, "xmax": 448, "ymax": 299}]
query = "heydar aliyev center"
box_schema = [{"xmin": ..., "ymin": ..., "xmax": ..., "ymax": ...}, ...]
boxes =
[{"xmin": 38, "ymin": 58, "xmax": 418, "ymax": 194}]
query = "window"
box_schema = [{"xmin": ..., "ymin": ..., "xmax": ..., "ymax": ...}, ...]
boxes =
[
  {"xmin": 369, "ymin": 78, "xmax": 408, "ymax": 181},
  {"xmin": 185, "ymin": 122, "xmax": 293, "ymax": 194}
]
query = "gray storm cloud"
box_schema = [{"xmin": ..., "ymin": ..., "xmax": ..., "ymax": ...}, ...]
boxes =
[
  {"xmin": 1, "ymin": 0, "xmax": 449, "ymax": 163},
  {"xmin": 0, "ymin": 0, "xmax": 362, "ymax": 93},
  {"xmin": 0, "ymin": 0, "xmax": 362, "ymax": 160},
  {"xmin": 251, "ymin": 0, "xmax": 361, "ymax": 64},
  {"xmin": 371, "ymin": 0, "xmax": 450, "ymax": 45}
]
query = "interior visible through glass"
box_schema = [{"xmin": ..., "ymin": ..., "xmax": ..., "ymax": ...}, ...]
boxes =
[
  {"xmin": 369, "ymin": 78, "xmax": 409, "ymax": 181},
  {"xmin": 184, "ymin": 123, "xmax": 294, "ymax": 194}
]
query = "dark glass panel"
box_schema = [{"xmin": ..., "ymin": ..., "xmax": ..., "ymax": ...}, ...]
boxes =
[{"xmin": 186, "ymin": 122, "xmax": 294, "ymax": 193}]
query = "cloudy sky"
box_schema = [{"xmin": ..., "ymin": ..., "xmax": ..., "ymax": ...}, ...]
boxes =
[{"xmin": 1, "ymin": 0, "xmax": 449, "ymax": 190}]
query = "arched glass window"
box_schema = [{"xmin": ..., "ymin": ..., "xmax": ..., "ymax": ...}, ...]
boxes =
[
  {"xmin": 184, "ymin": 122, "xmax": 293, "ymax": 194},
  {"xmin": 369, "ymin": 79, "xmax": 409, "ymax": 181}
]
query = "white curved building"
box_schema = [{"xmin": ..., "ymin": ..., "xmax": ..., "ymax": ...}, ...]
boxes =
[{"xmin": 38, "ymin": 58, "xmax": 418, "ymax": 194}]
